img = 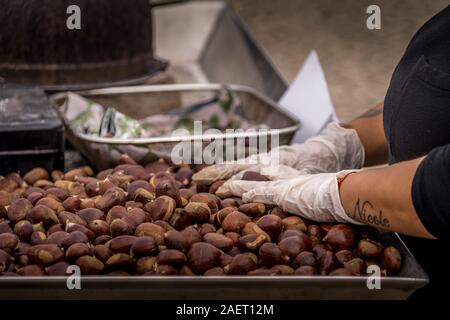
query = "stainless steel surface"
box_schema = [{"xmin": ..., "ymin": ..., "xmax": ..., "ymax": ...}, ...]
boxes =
[
  {"xmin": 0, "ymin": 232, "xmax": 428, "ymax": 300},
  {"xmin": 153, "ymin": 1, "xmax": 288, "ymax": 101},
  {"xmin": 51, "ymin": 84, "xmax": 300, "ymax": 170}
]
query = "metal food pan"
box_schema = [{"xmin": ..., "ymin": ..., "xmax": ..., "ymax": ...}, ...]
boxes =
[
  {"xmin": 0, "ymin": 232, "xmax": 427, "ymax": 300},
  {"xmin": 51, "ymin": 84, "xmax": 300, "ymax": 170}
]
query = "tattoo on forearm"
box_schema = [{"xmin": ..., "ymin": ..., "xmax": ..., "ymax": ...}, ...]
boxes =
[{"xmin": 352, "ymin": 198, "xmax": 390, "ymax": 228}]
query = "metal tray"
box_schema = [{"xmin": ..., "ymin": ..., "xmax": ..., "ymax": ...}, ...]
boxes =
[
  {"xmin": 51, "ymin": 84, "xmax": 300, "ymax": 170},
  {"xmin": 0, "ymin": 232, "xmax": 427, "ymax": 300}
]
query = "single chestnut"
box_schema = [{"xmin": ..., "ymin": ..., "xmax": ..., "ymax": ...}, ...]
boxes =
[
  {"xmin": 66, "ymin": 243, "xmax": 92, "ymax": 261},
  {"xmin": 145, "ymin": 196, "xmax": 175, "ymax": 221},
  {"xmin": 28, "ymin": 244, "xmax": 64, "ymax": 265},
  {"xmin": 30, "ymin": 231, "xmax": 47, "ymax": 245},
  {"xmin": 237, "ymin": 234, "xmax": 268, "ymax": 252},
  {"xmin": 307, "ymin": 224, "xmax": 324, "ymax": 247},
  {"xmin": 199, "ymin": 223, "xmax": 216, "ymax": 237},
  {"xmin": 131, "ymin": 236, "xmax": 158, "ymax": 257},
  {"xmin": 0, "ymin": 233, "xmax": 19, "ymax": 253},
  {"xmin": 58, "ymin": 211, "xmax": 86, "ymax": 226},
  {"xmin": 47, "ymin": 224, "xmax": 65, "ymax": 235},
  {"xmin": 356, "ymin": 239, "xmax": 384, "ymax": 259},
  {"xmin": 105, "ymin": 253, "xmax": 133, "ymax": 270},
  {"xmin": 222, "ymin": 211, "xmax": 251, "ymax": 233},
  {"xmin": 184, "ymin": 202, "xmax": 211, "ymax": 223},
  {"xmin": 76, "ymin": 255, "xmax": 104, "ymax": 274},
  {"xmin": 153, "ymin": 265, "xmax": 178, "ymax": 275},
  {"xmin": 238, "ymin": 203, "xmax": 266, "ymax": 218},
  {"xmin": 106, "ymin": 205, "xmax": 128, "ymax": 224},
  {"xmin": 61, "ymin": 231, "xmax": 89, "ymax": 249},
  {"xmin": 110, "ymin": 219, "xmax": 133, "ymax": 237},
  {"xmin": 224, "ymin": 253, "xmax": 257, "ymax": 275},
  {"xmin": 270, "ymin": 265, "xmax": 294, "ymax": 275},
  {"xmin": 323, "ymin": 224, "xmax": 357, "ymax": 251},
  {"xmin": 164, "ymin": 230, "xmax": 189, "ymax": 251},
  {"xmin": 293, "ymin": 251, "xmax": 318, "ymax": 269},
  {"xmin": 205, "ymin": 267, "xmax": 225, "ymax": 276},
  {"xmin": 189, "ymin": 193, "xmax": 220, "ymax": 213},
  {"xmin": 380, "ymin": 246, "xmax": 402, "ymax": 275},
  {"xmin": 269, "ymin": 206, "xmax": 289, "ymax": 219},
  {"xmin": 109, "ymin": 235, "xmax": 138, "ymax": 254},
  {"xmin": 257, "ymin": 215, "xmax": 283, "ymax": 240},
  {"xmin": 27, "ymin": 205, "xmax": 59, "ymax": 228},
  {"xmin": 318, "ymin": 251, "xmax": 339, "ymax": 275},
  {"xmin": 135, "ymin": 223, "xmax": 165, "ymax": 245},
  {"xmin": 169, "ymin": 208, "xmax": 191, "ymax": 231},
  {"xmin": 94, "ymin": 235, "xmax": 112, "ymax": 245},
  {"xmin": 44, "ymin": 188, "xmax": 69, "ymax": 202},
  {"xmin": 157, "ymin": 249, "xmax": 187, "ymax": 266},
  {"xmin": 46, "ymin": 261, "xmax": 71, "ymax": 276},
  {"xmin": 35, "ymin": 197, "xmax": 64, "ymax": 213},
  {"xmin": 65, "ymin": 223, "xmax": 95, "ymax": 240},
  {"xmin": 94, "ymin": 244, "xmax": 113, "ymax": 263},
  {"xmin": 62, "ymin": 196, "xmax": 81, "ymax": 212},
  {"xmin": 208, "ymin": 180, "xmax": 225, "ymax": 195},
  {"xmin": 45, "ymin": 231, "xmax": 69, "ymax": 247},
  {"xmin": 95, "ymin": 187, "xmax": 126, "ymax": 212},
  {"xmin": 204, "ymin": 233, "xmax": 234, "ymax": 252},
  {"xmin": 77, "ymin": 208, "xmax": 106, "ymax": 224},
  {"xmin": 278, "ymin": 235, "xmax": 311, "ymax": 259},
  {"xmin": 282, "ymin": 216, "xmax": 307, "ymax": 233},
  {"xmin": 294, "ymin": 265, "xmax": 318, "ymax": 275},
  {"xmin": 14, "ymin": 220, "xmax": 33, "ymax": 242},
  {"xmin": 0, "ymin": 249, "xmax": 13, "ymax": 273},
  {"xmin": 344, "ymin": 258, "xmax": 367, "ymax": 275},
  {"xmin": 135, "ymin": 256, "xmax": 157, "ymax": 274},
  {"xmin": 242, "ymin": 222, "xmax": 270, "ymax": 240},
  {"xmin": 88, "ymin": 219, "xmax": 110, "ymax": 237},
  {"xmin": 179, "ymin": 265, "xmax": 195, "ymax": 276},
  {"xmin": 16, "ymin": 264, "xmax": 45, "ymax": 276},
  {"xmin": 259, "ymin": 243, "xmax": 289, "ymax": 267},
  {"xmin": 7, "ymin": 198, "xmax": 32, "ymax": 223},
  {"xmin": 335, "ymin": 250, "xmax": 354, "ymax": 265},
  {"xmin": 187, "ymin": 242, "xmax": 222, "ymax": 274},
  {"xmin": 181, "ymin": 226, "xmax": 202, "ymax": 247}
]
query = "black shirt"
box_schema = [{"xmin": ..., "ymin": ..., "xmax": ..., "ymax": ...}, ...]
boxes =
[{"xmin": 383, "ymin": 4, "xmax": 450, "ymax": 299}]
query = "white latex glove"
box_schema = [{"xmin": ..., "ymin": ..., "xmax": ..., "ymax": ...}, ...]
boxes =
[
  {"xmin": 215, "ymin": 170, "xmax": 362, "ymax": 224},
  {"xmin": 192, "ymin": 122, "xmax": 365, "ymax": 184}
]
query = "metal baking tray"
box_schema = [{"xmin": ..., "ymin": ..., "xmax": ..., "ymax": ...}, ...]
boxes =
[
  {"xmin": 0, "ymin": 232, "xmax": 427, "ymax": 300},
  {"xmin": 51, "ymin": 84, "xmax": 301, "ymax": 170}
]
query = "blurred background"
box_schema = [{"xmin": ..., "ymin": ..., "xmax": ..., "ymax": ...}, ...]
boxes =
[{"xmin": 226, "ymin": 0, "xmax": 449, "ymax": 121}]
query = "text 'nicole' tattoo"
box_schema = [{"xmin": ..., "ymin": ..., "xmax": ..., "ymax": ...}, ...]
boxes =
[{"xmin": 353, "ymin": 198, "xmax": 390, "ymax": 228}]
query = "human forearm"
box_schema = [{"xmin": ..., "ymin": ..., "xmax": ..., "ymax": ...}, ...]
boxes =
[
  {"xmin": 339, "ymin": 157, "xmax": 434, "ymax": 238},
  {"xmin": 342, "ymin": 103, "xmax": 389, "ymax": 167}
]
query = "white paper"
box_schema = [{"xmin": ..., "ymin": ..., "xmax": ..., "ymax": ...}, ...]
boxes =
[{"xmin": 278, "ymin": 50, "xmax": 337, "ymax": 143}]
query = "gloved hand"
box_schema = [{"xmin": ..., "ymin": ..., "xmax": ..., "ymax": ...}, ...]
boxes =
[
  {"xmin": 192, "ymin": 122, "xmax": 365, "ymax": 184},
  {"xmin": 215, "ymin": 169, "xmax": 362, "ymax": 224}
]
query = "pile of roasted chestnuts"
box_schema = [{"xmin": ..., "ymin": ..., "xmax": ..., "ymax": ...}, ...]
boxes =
[{"xmin": 0, "ymin": 155, "xmax": 402, "ymax": 276}]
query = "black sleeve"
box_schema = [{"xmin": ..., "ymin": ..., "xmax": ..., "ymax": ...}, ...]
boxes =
[{"xmin": 412, "ymin": 144, "xmax": 450, "ymax": 240}]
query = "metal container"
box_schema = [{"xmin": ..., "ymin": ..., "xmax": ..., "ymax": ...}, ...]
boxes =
[
  {"xmin": 51, "ymin": 84, "xmax": 300, "ymax": 170},
  {"xmin": 0, "ymin": 232, "xmax": 427, "ymax": 300},
  {"xmin": 0, "ymin": 0, "xmax": 185, "ymax": 91}
]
